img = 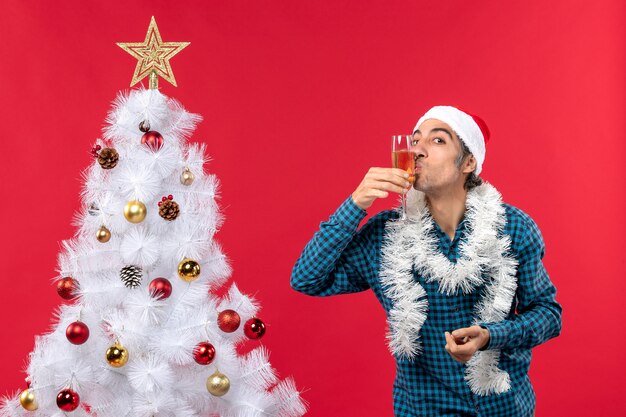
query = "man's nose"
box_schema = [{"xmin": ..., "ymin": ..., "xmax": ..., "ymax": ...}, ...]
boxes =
[{"xmin": 412, "ymin": 142, "xmax": 426, "ymax": 159}]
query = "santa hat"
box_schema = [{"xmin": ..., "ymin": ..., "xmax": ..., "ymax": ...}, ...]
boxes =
[{"xmin": 413, "ymin": 106, "xmax": 490, "ymax": 175}]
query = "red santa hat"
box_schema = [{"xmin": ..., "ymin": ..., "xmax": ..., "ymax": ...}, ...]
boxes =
[{"xmin": 413, "ymin": 106, "xmax": 490, "ymax": 175}]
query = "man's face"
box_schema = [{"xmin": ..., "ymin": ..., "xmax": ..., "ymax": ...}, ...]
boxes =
[{"xmin": 411, "ymin": 119, "xmax": 469, "ymax": 194}]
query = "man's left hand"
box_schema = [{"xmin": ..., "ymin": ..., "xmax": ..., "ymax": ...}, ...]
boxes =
[{"xmin": 444, "ymin": 326, "xmax": 490, "ymax": 363}]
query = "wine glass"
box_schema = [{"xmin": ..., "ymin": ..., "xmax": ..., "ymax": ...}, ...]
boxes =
[{"xmin": 392, "ymin": 135, "xmax": 415, "ymax": 220}]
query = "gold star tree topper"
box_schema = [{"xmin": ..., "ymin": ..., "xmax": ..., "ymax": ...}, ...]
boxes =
[{"xmin": 117, "ymin": 16, "xmax": 190, "ymax": 89}]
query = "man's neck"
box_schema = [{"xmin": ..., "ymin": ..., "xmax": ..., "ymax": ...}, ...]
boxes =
[{"xmin": 425, "ymin": 187, "xmax": 468, "ymax": 240}]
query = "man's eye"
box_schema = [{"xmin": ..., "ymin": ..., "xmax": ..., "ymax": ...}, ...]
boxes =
[
  {"xmin": 411, "ymin": 139, "xmax": 419, "ymax": 146},
  {"xmin": 434, "ymin": 137, "xmax": 445, "ymax": 144}
]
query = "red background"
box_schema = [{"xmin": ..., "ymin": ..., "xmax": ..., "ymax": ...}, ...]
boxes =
[{"xmin": 1, "ymin": 1, "xmax": 624, "ymax": 415}]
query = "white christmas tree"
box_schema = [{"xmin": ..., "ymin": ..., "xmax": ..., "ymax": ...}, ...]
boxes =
[{"xmin": 1, "ymin": 18, "xmax": 306, "ymax": 417}]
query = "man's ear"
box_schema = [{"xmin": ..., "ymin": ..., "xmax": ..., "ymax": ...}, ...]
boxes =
[{"xmin": 462, "ymin": 155, "xmax": 477, "ymax": 174}]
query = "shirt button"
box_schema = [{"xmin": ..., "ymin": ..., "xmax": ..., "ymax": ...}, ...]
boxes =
[{"xmin": 453, "ymin": 307, "xmax": 460, "ymax": 312}]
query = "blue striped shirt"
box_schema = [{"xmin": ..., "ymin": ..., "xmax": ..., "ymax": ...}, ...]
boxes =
[{"xmin": 291, "ymin": 196, "xmax": 562, "ymax": 417}]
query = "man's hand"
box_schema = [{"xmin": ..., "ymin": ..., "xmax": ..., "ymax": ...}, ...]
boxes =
[
  {"xmin": 351, "ymin": 168, "xmax": 412, "ymax": 211},
  {"xmin": 444, "ymin": 326, "xmax": 490, "ymax": 363}
]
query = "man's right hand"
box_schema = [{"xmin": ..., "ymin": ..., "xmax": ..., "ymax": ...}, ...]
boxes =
[{"xmin": 351, "ymin": 167, "xmax": 412, "ymax": 211}]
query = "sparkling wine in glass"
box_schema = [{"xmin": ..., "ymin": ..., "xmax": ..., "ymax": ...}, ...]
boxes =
[{"xmin": 392, "ymin": 135, "xmax": 415, "ymax": 220}]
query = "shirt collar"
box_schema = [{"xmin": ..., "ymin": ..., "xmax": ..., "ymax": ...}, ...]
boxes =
[{"xmin": 431, "ymin": 215, "xmax": 468, "ymax": 247}]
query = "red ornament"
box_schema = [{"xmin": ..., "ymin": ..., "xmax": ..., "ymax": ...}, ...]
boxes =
[
  {"xmin": 90, "ymin": 144, "xmax": 102, "ymax": 157},
  {"xmin": 56, "ymin": 388, "xmax": 80, "ymax": 411},
  {"xmin": 140, "ymin": 131, "xmax": 164, "ymax": 151},
  {"xmin": 244, "ymin": 318, "xmax": 266, "ymax": 339},
  {"xmin": 193, "ymin": 341, "xmax": 216, "ymax": 365},
  {"xmin": 66, "ymin": 321, "xmax": 90, "ymax": 345},
  {"xmin": 149, "ymin": 278, "xmax": 172, "ymax": 300},
  {"xmin": 56, "ymin": 277, "xmax": 78, "ymax": 300},
  {"xmin": 217, "ymin": 310, "xmax": 241, "ymax": 333},
  {"xmin": 158, "ymin": 195, "xmax": 174, "ymax": 207}
]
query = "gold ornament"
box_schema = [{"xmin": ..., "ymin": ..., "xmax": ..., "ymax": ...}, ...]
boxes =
[
  {"xmin": 181, "ymin": 168, "xmax": 195, "ymax": 186},
  {"xmin": 177, "ymin": 258, "xmax": 201, "ymax": 282},
  {"xmin": 96, "ymin": 226, "xmax": 111, "ymax": 243},
  {"xmin": 206, "ymin": 371, "xmax": 230, "ymax": 397},
  {"xmin": 117, "ymin": 16, "xmax": 190, "ymax": 89},
  {"xmin": 19, "ymin": 388, "xmax": 38, "ymax": 411},
  {"xmin": 105, "ymin": 342, "xmax": 129, "ymax": 367},
  {"xmin": 124, "ymin": 200, "xmax": 147, "ymax": 223}
]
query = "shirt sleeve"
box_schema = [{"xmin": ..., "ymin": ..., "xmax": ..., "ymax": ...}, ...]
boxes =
[
  {"xmin": 290, "ymin": 196, "xmax": 377, "ymax": 296},
  {"xmin": 479, "ymin": 216, "xmax": 563, "ymax": 351}
]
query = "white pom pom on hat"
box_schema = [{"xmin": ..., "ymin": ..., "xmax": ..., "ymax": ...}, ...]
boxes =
[{"xmin": 413, "ymin": 106, "xmax": 490, "ymax": 175}]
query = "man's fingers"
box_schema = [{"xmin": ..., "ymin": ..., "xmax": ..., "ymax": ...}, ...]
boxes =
[
  {"xmin": 367, "ymin": 189, "xmax": 389, "ymax": 199},
  {"xmin": 444, "ymin": 331, "xmax": 458, "ymax": 353},
  {"xmin": 451, "ymin": 341, "xmax": 478, "ymax": 356},
  {"xmin": 369, "ymin": 167, "xmax": 411, "ymax": 178},
  {"xmin": 445, "ymin": 334, "xmax": 466, "ymax": 363},
  {"xmin": 367, "ymin": 169, "xmax": 411, "ymax": 186},
  {"xmin": 454, "ymin": 335, "xmax": 470, "ymax": 345},
  {"xmin": 451, "ymin": 327, "xmax": 469, "ymax": 338},
  {"xmin": 352, "ymin": 167, "xmax": 412, "ymax": 210},
  {"xmin": 445, "ymin": 331, "xmax": 479, "ymax": 361},
  {"xmin": 365, "ymin": 180, "xmax": 408, "ymax": 195},
  {"xmin": 452, "ymin": 326, "xmax": 481, "ymax": 339}
]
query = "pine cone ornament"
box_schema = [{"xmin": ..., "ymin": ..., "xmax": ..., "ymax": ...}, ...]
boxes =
[
  {"xmin": 97, "ymin": 147, "xmax": 119, "ymax": 169},
  {"xmin": 158, "ymin": 195, "xmax": 179, "ymax": 221},
  {"xmin": 120, "ymin": 265, "xmax": 142, "ymax": 288}
]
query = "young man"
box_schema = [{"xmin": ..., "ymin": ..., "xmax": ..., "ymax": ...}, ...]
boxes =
[{"xmin": 290, "ymin": 106, "xmax": 562, "ymax": 417}]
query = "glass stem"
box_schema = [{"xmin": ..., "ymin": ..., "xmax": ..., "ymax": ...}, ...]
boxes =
[{"xmin": 401, "ymin": 190, "xmax": 407, "ymax": 219}]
